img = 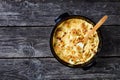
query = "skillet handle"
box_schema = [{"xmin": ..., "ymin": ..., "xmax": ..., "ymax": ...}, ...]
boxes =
[
  {"xmin": 82, "ymin": 60, "xmax": 96, "ymax": 70},
  {"xmin": 55, "ymin": 12, "xmax": 70, "ymax": 23}
]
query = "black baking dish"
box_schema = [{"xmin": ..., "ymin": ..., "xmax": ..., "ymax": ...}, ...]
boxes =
[{"xmin": 50, "ymin": 13, "xmax": 102, "ymax": 70}]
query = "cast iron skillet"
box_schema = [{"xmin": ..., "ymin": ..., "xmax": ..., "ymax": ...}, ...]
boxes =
[{"xmin": 50, "ymin": 13, "xmax": 102, "ymax": 70}]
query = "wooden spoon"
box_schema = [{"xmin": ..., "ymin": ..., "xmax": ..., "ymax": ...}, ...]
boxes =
[
  {"xmin": 77, "ymin": 15, "xmax": 108, "ymax": 49},
  {"xmin": 83, "ymin": 15, "xmax": 108, "ymax": 44}
]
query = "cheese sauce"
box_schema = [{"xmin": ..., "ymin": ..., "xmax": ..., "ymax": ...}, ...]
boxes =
[{"xmin": 53, "ymin": 19, "xmax": 99, "ymax": 65}]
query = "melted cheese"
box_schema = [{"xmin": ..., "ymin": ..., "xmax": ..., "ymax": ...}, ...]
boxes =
[{"xmin": 53, "ymin": 19, "xmax": 99, "ymax": 65}]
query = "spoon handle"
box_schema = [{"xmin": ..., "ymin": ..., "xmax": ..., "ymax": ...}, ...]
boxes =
[{"xmin": 83, "ymin": 15, "xmax": 108, "ymax": 43}]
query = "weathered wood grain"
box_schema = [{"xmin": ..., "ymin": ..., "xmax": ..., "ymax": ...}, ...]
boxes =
[
  {"xmin": 0, "ymin": 26, "xmax": 119, "ymax": 57},
  {"xmin": 0, "ymin": 58, "xmax": 120, "ymax": 80},
  {"xmin": 0, "ymin": 59, "xmax": 43, "ymax": 80},
  {"xmin": 0, "ymin": 0, "xmax": 119, "ymax": 80},
  {"xmin": 0, "ymin": 27, "xmax": 53, "ymax": 57},
  {"xmin": 0, "ymin": 0, "xmax": 119, "ymax": 26},
  {"xmin": 98, "ymin": 25, "xmax": 120, "ymax": 57}
]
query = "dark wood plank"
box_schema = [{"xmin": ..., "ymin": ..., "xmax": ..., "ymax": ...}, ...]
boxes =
[
  {"xmin": 0, "ymin": 58, "xmax": 120, "ymax": 80},
  {"xmin": 39, "ymin": 58, "xmax": 120, "ymax": 79},
  {"xmin": 98, "ymin": 25, "xmax": 120, "ymax": 57},
  {"xmin": 0, "ymin": 26, "xmax": 119, "ymax": 57},
  {"xmin": 0, "ymin": 0, "xmax": 119, "ymax": 26},
  {"xmin": 0, "ymin": 59, "xmax": 43, "ymax": 80},
  {"xmin": 0, "ymin": 27, "xmax": 53, "ymax": 57}
]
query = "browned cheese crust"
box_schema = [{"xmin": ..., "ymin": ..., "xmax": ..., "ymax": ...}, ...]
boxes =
[{"xmin": 53, "ymin": 19, "xmax": 99, "ymax": 65}]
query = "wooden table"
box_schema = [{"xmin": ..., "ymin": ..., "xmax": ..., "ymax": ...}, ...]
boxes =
[{"xmin": 0, "ymin": 0, "xmax": 119, "ymax": 80}]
